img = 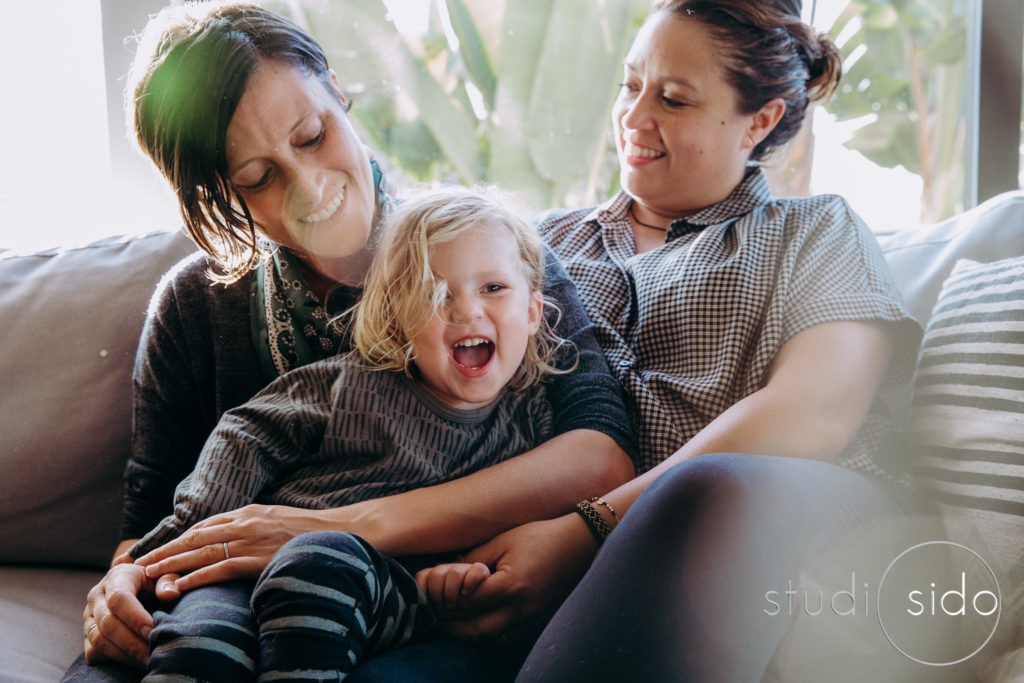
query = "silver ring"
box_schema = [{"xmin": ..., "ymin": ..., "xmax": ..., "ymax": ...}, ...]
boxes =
[
  {"xmin": 86, "ymin": 623, "xmax": 98, "ymax": 639},
  {"xmin": 223, "ymin": 541, "xmax": 230, "ymax": 560}
]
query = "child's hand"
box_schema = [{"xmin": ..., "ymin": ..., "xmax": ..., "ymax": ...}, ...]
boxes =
[{"xmin": 414, "ymin": 562, "xmax": 491, "ymax": 610}]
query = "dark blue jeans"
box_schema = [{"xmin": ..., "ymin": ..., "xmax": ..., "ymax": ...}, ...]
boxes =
[
  {"xmin": 62, "ymin": 532, "xmax": 530, "ymax": 682},
  {"xmin": 62, "ymin": 636, "xmax": 529, "ymax": 683},
  {"xmin": 515, "ymin": 453, "xmax": 966, "ymax": 683}
]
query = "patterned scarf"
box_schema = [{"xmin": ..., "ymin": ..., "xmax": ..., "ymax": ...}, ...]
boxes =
[{"xmin": 251, "ymin": 159, "xmax": 392, "ymax": 381}]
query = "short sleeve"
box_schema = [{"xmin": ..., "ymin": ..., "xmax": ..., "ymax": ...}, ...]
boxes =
[{"xmin": 783, "ymin": 197, "xmax": 923, "ymax": 383}]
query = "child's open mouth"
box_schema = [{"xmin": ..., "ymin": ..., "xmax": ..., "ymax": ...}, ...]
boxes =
[{"xmin": 452, "ymin": 337, "xmax": 494, "ymax": 370}]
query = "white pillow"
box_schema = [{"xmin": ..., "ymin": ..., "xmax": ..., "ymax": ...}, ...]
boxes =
[{"xmin": 911, "ymin": 255, "xmax": 1024, "ymax": 654}]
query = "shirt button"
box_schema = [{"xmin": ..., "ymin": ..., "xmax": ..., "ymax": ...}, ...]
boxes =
[{"xmin": 617, "ymin": 359, "xmax": 633, "ymax": 369}]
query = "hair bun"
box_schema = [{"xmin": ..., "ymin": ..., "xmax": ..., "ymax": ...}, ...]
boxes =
[{"xmin": 784, "ymin": 19, "xmax": 842, "ymax": 101}]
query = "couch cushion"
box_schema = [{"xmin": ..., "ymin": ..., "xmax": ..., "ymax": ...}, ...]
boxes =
[
  {"xmin": 879, "ymin": 190, "xmax": 1024, "ymax": 330},
  {"xmin": 911, "ymin": 255, "xmax": 1024, "ymax": 556},
  {"xmin": 876, "ymin": 190, "xmax": 1024, "ymax": 427},
  {"xmin": 0, "ymin": 566, "xmax": 106, "ymax": 683},
  {"xmin": 0, "ymin": 231, "xmax": 197, "ymax": 569},
  {"xmin": 910, "ymin": 254, "xmax": 1024, "ymax": 658}
]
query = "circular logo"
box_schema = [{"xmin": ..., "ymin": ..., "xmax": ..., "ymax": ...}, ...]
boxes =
[{"xmin": 876, "ymin": 541, "xmax": 1000, "ymax": 666}]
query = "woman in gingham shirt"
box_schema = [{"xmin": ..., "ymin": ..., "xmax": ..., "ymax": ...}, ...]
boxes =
[{"xmin": 450, "ymin": 2, "xmax": 948, "ymax": 680}]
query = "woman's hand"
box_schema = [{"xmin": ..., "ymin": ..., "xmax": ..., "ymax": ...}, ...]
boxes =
[
  {"xmin": 82, "ymin": 557, "xmax": 179, "ymax": 668},
  {"xmin": 131, "ymin": 504, "xmax": 333, "ymax": 591},
  {"xmin": 435, "ymin": 513, "xmax": 598, "ymax": 641}
]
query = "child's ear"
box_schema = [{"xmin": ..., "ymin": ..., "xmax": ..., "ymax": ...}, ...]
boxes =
[{"xmin": 527, "ymin": 290, "xmax": 544, "ymax": 335}]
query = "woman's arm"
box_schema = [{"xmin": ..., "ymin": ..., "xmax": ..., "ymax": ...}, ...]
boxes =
[
  {"xmin": 443, "ymin": 319, "xmax": 895, "ymax": 638},
  {"xmin": 137, "ymin": 251, "xmax": 636, "ymax": 587},
  {"xmin": 122, "ymin": 257, "xmax": 265, "ymax": 540},
  {"xmin": 135, "ymin": 365, "xmax": 634, "ymax": 588},
  {"xmin": 138, "ymin": 428, "xmax": 634, "ymax": 590},
  {"xmin": 337, "ymin": 428, "xmax": 633, "ymax": 556},
  {"xmin": 604, "ymin": 318, "xmax": 893, "ymax": 516},
  {"xmin": 123, "ymin": 282, "xmax": 214, "ymax": 541}
]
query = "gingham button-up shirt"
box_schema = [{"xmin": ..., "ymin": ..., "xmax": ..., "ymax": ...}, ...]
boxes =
[{"xmin": 540, "ymin": 169, "xmax": 921, "ymax": 479}]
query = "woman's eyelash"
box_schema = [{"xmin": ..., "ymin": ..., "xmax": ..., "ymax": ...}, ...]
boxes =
[
  {"xmin": 300, "ymin": 126, "xmax": 325, "ymax": 148},
  {"xmin": 238, "ymin": 171, "xmax": 271, "ymax": 192},
  {"xmin": 233, "ymin": 122, "xmax": 324, "ymax": 191},
  {"xmin": 620, "ymin": 82, "xmax": 686, "ymax": 107}
]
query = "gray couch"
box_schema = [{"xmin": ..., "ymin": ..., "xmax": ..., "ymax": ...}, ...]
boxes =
[{"xmin": 2, "ymin": 194, "xmax": 1024, "ymax": 682}]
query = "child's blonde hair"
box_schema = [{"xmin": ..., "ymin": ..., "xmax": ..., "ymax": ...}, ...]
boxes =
[{"xmin": 352, "ymin": 184, "xmax": 570, "ymax": 391}]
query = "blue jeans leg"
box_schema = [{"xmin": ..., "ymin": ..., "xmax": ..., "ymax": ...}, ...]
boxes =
[{"xmin": 61, "ymin": 653, "xmax": 140, "ymax": 683}]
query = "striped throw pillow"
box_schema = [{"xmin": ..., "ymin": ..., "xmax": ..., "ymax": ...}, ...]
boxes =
[{"xmin": 911, "ymin": 255, "xmax": 1024, "ymax": 588}]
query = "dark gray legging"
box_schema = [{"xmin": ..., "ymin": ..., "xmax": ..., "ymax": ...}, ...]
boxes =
[{"xmin": 515, "ymin": 453, "xmax": 969, "ymax": 683}]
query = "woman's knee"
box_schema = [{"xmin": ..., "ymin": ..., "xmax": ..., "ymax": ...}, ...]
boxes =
[
  {"xmin": 632, "ymin": 453, "xmax": 872, "ymax": 522},
  {"xmin": 630, "ymin": 453, "xmax": 770, "ymax": 520},
  {"xmin": 610, "ymin": 453, "xmax": 873, "ymax": 561}
]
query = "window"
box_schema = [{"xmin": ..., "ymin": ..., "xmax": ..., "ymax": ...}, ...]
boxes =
[
  {"xmin": 265, "ymin": 0, "xmax": 646, "ymax": 212},
  {"xmin": 783, "ymin": 0, "xmax": 972, "ymax": 228},
  {"xmin": 1, "ymin": 0, "xmax": 179, "ymax": 254},
  {"xmin": 3, "ymin": 0, "xmax": 1021, "ymax": 252},
  {"xmin": 268, "ymin": 0, "xmax": 1020, "ymax": 231}
]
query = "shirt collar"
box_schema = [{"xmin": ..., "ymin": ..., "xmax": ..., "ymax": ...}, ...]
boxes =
[{"xmin": 595, "ymin": 168, "xmax": 773, "ymax": 236}]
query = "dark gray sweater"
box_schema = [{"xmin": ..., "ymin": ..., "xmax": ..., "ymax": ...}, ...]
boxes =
[
  {"xmin": 131, "ymin": 359, "xmax": 553, "ymax": 557},
  {"xmin": 122, "ymin": 248, "xmax": 633, "ymax": 540}
]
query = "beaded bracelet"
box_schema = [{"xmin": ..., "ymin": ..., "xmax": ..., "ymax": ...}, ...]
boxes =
[
  {"xmin": 575, "ymin": 499, "xmax": 613, "ymax": 545},
  {"xmin": 588, "ymin": 496, "xmax": 619, "ymax": 523}
]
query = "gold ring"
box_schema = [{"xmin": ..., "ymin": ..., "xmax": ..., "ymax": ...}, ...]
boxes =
[{"xmin": 223, "ymin": 541, "xmax": 230, "ymax": 560}]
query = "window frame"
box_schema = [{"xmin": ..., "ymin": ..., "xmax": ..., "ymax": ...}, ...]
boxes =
[{"xmin": 973, "ymin": 0, "xmax": 1023, "ymax": 204}]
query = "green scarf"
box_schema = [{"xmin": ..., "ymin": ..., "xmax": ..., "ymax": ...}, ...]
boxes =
[{"xmin": 251, "ymin": 159, "xmax": 392, "ymax": 381}]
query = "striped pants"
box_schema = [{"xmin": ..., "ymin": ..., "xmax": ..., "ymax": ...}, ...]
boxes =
[{"xmin": 145, "ymin": 531, "xmax": 435, "ymax": 682}]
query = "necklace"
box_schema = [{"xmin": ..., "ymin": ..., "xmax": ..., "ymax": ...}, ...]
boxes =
[{"xmin": 629, "ymin": 205, "xmax": 670, "ymax": 232}]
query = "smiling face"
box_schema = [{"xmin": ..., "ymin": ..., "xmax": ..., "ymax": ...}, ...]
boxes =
[
  {"xmin": 613, "ymin": 12, "xmax": 772, "ymax": 224},
  {"xmin": 225, "ymin": 60, "xmax": 376, "ymax": 280},
  {"xmin": 410, "ymin": 223, "xmax": 544, "ymax": 410}
]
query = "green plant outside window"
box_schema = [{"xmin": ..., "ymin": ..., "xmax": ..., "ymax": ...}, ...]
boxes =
[{"xmin": 272, "ymin": 0, "xmax": 971, "ymax": 223}]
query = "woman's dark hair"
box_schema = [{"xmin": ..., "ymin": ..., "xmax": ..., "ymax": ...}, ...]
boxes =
[
  {"xmin": 654, "ymin": 0, "xmax": 842, "ymax": 161},
  {"xmin": 127, "ymin": 2, "xmax": 338, "ymax": 281}
]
